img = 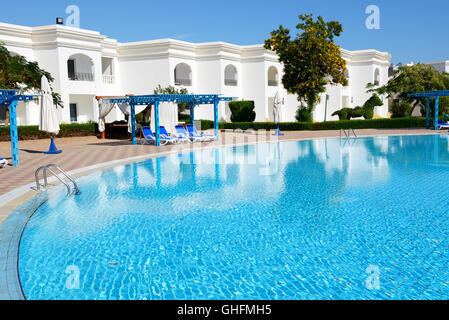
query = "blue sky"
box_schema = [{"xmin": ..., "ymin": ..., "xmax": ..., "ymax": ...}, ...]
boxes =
[{"xmin": 1, "ymin": 0, "xmax": 448, "ymax": 64}]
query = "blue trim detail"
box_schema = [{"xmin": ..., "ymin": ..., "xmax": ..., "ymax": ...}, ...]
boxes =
[
  {"xmin": 130, "ymin": 103, "xmax": 137, "ymax": 145},
  {"xmin": 9, "ymin": 101, "xmax": 19, "ymax": 167},
  {"xmin": 1, "ymin": 90, "xmax": 40, "ymax": 167},
  {"xmin": 154, "ymin": 101, "xmax": 160, "ymax": 147}
]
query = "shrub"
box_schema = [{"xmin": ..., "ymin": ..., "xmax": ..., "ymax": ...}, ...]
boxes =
[
  {"xmin": 0, "ymin": 123, "xmax": 96, "ymax": 141},
  {"xmin": 178, "ymin": 114, "xmax": 191, "ymax": 123},
  {"xmin": 229, "ymin": 101, "xmax": 256, "ymax": 122},
  {"xmin": 197, "ymin": 120, "xmax": 214, "ymax": 130},
  {"xmin": 332, "ymin": 108, "xmax": 353, "ymax": 120},
  {"xmin": 295, "ymin": 108, "xmax": 313, "ymax": 122},
  {"xmin": 332, "ymin": 94, "xmax": 382, "ymax": 120},
  {"xmin": 390, "ymin": 101, "xmax": 413, "ymax": 118}
]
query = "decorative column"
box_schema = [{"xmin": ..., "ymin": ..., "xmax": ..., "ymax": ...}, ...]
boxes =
[
  {"xmin": 214, "ymin": 99, "xmax": 219, "ymax": 141},
  {"xmin": 190, "ymin": 102, "xmax": 195, "ymax": 124},
  {"xmin": 9, "ymin": 100, "xmax": 19, "ymax": 166},
  {"xmin": 130, "ymin": 101, "xmax": 137, "ymax": 145},
  {"xmin": 155, "ymin": 100, "xmax": 160, "ymax": 146},
  {"xmin": 434, "ymin": 96, "xmax": 439, "ymax": 131}
]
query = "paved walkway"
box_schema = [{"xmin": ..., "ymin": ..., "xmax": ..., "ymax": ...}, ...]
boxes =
[{"xmin": 0, "ymin": 128, "xmax": 439, "ymax": 198}]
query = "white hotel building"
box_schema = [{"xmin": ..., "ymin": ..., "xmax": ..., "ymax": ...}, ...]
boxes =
[{"xmin": 0, "ymin": 22, "xmax": 391, "ymax": 126}]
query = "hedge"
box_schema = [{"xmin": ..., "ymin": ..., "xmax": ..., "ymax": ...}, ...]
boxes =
[
  {"xmin": 216, "ymin": 117, "xmax": 427, "ymax": 131},
  {"xmin": 0, "ymin": 123, "xmax": 96, "ymax": 141},
  {"xmin": 0, "ymin": 117, "xmax": 428, "ymax": 141}
]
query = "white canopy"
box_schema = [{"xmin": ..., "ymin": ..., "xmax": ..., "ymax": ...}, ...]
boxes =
[
  {"xmin": 98, "ymin": 100, "xmax": 115, "ymax": 132},
  {"xmin": 39, "ymin": 76, "xmax": 60, "ymax": 135}
]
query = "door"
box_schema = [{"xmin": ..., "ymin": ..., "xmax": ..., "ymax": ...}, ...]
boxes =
[
  {"xmin": 67, "ymin": 59, "xmax": 75, "ymax": 80},
  {"xmin": 70, "ymin": 103, "xmax": 78, "ymax": 122}
]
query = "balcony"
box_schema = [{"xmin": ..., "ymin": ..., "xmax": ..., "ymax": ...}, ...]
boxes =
[
  {"xmin": 175, "ymin": 78, "xmax": 192, "ymax": 86},
  {"xmin": 68, "ymin": 72, "xmax": 94, "ymax": 82},
  {"xmin": 103, "ymin": 75, "xmax": 115, "ymax": 84},
  {"xmin": 225, "ymin": 79, "xmax": 238, "ymax": 86},
  {"xmin": 268, "ymin": 80, "xmax": 278, "ymax": 87}
]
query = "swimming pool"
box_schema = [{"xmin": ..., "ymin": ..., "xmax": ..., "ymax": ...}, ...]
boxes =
[{"xmin": 18, "ymin": 135, "xmax": 449, "ymax": 300}]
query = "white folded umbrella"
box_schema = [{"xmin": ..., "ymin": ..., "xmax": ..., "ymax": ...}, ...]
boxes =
[{"xmin": 39, "ymin": 75, "xmax": 60, "ymax": 135}]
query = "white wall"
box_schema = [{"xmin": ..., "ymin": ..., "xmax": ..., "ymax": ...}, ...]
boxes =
[{"xmin": 0, "ymin": 22, "xmax": 392, "ymax": 127}]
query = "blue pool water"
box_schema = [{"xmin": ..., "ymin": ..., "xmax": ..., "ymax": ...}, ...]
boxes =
[{"xmin": 19, "ymin": 135, "xmax": 449, "ymax": 300}]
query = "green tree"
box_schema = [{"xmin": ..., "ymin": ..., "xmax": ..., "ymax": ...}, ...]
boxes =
[
  {"xmin": 368, "ymin": 64, "xmax": 449, "ymax": 116},
  {"xmin": 0, "ymin": 43, "xmax": 62, "ymax": 125},
  {"xmin": 265, "ymin": 14, "xmax": 348, "ymax": 121},
  {"xmin": 153, "ymin": 84, "xmax": 190, "ymax": 113}
]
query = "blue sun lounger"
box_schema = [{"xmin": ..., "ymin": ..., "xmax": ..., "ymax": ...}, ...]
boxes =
[
  {"xmin": 437, "ymin": 121, "xmax": 449, "ymax": 130},
  {"xmin": 174, "ymin": 125, "xmax": 191, "ymax": 143},
  {"xmin": 0, "ymin": 158, "xmax": 8, "ymax": 168},
  {"xmin": 186, "ymin": 124, "xmax": 216, "ymax": 142},
  {"xmin": 159, "ymin": 126, "xmax": 179, "ymax": 144},
  {"xmin": 141, "ymin": 127, "xmax": 175, "ymax": 145}
]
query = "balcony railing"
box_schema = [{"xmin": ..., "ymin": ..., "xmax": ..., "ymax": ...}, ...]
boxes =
[
  {"xmin": 68, "ymin": 72, "xmax": 94, "ymax": 82},
  {"xmin": 175, "ymin": 78, "xmax": 192, "ymax": 86},
  {"xmin": 268, "ymin": 80, "xmax": 278, "ymax": 87},
  {"xmin": 103, "ymin": 75, "xmax": 115, "ymax": 84},
  {"xmin": 225, "ymin": 79, "xmax": 238, "ymax": 86}
]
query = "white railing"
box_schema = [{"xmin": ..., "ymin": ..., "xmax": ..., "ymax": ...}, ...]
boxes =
[
  {"xmin": 175, "ymin": 78, "xmax": 192, "ymax": 86},
  {"xmin": 225, "ymin": 79, "xmax": 238, "ymax": 86},
  {"xmin": 68, "ymin": 72, "xmax": 94, "ymax": 82},
  {"xmin": 103, "ymin": 75, "xmax": 115, "ymax": 84}
]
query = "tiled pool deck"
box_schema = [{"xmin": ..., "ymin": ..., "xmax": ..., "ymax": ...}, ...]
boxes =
[{"xmin": 0, "ymin": 128, "xmax": 444, "ymax": 300}]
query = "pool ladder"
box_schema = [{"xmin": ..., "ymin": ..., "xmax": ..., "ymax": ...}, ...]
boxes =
[
  {"xmin": 340, "ymin": 128, "xmax": 358, "ymax": 139},
  {"xmin": 35, "ymin": 164, "xmax": 81, "ymax": 195}
]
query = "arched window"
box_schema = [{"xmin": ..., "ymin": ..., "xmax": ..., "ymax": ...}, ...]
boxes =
[
  {"xmin": 67, "ymin": 54, "xmax": 95, "ymax": 81},
  {"xmin": 268, "ymin": 66, "xmax": 279, "ymax": 86},
  {"xmin": 174, "ymin": 63, "xmax": 192, "ymax": 86},
  {"xmin": 374, "ymin": 68, "xmax": 380, "ymax": 86},
  {"xmin": 224, "ymin": 65, "xmax": 238, "ymax": 86}
]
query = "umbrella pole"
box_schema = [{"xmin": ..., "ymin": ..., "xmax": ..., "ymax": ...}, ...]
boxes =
[{"xmin": 45, "ymin": 134, "xmax": 62, "ymax": 155}]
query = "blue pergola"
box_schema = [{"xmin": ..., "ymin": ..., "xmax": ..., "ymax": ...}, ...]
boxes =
[
  {"xmin": 408, "ymin": 90, "xmax": 449, "ymax": 130},
  {"xmin": 0, "ymin": 90, "xmax": 39, "ymax": 166},
  {"xmin": 108, "ymin": 94, "xmax": 233, "ymax": 146}
]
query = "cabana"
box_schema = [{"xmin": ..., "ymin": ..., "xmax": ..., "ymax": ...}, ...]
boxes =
[
  {"xmin": 0, "ymin": 90, "xmax": 39, "ymax": 167},
  {"xmin": 408, "ymin": 90, "xmax": 449, "ymax": 130},
  {"xmin": 105, "ymin": 94, "xmax": 233, "ymax": 146}
]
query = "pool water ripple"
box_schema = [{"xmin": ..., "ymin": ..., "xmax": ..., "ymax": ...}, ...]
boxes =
[{"xmin": 18, "ymin": 135, "xmax": 449, "ymax": 299}]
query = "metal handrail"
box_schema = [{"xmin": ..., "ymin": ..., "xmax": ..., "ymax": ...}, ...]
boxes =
[
  {"xmin": 340, "ymin": 128, "xmax": 358, "ymax": 139},
  {"xmin": 35, "ymin": 164, "xmax": 80, "ymax": 195}
]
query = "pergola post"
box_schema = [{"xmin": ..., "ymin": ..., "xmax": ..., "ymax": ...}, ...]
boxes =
[
  {"xmin": 189, "ymin": 102, "xmax": 195, "ymax": 124},
  {"xmin": 155, "ymin": 100, "xmax": 160, "ymax": 147},
  {"xmin": 9, "ymin": 100, "xmax": 19, "ymax": 167},
  {"xmin": 426, "ymin": 97, "xmax": 430, "ymax": 129},
  {"xmin": 130, "ymin": 102, "xmax": 137, "ymax": 145},
  {"xmin": 435, "ymin": 96, "xmax": 440, "ymax": 131},
  {"xmin": 214, "ymin": 99, "xmax": 219, "ymax": 141}
]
